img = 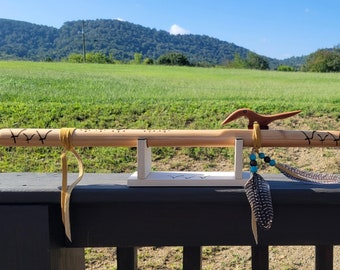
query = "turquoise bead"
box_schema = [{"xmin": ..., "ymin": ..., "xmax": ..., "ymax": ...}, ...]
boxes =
[
  {"xmin": 249, "ymin": 153, "xmax": 257, "ymax": 160},
  {"xmin": 250, "ymin": 166, "xmax": 258, "ymax": 173},
  {"xmin": 258, "ymin": 152, "xmax": 265, "ymax": 159},
  {"xmin": 269, "ymin": 159, "xmax": 276, "ymax": 166}
]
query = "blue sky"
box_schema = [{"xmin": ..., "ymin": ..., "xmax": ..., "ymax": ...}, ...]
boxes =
[{"xmin": 1, "ymin": 0, "xmax": 339, "ymax": 59}]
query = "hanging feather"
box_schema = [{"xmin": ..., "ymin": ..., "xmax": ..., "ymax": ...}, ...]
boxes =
[
  {"xmin": 244, "ymin": 172, "xmax": 273, "ymax": 244},
  {"xmin": 275, "ymin": 162, "xmax": 340, "ymax": 184}
]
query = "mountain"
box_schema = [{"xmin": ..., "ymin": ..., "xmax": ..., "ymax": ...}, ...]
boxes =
[
  {"xmin": 56, "ymin": 19, "xmax": 254, "ymax": 65},
  {"xmin": 0, "ymin": 18, "xmax": 249, "ymax": 64},
  {"xmin": 0, "ymin": 18, "xmax": 58, "ymax": 60},
  {"xmin": 0, "ymin": 18, "xmax": 305, "ymax": 67}
]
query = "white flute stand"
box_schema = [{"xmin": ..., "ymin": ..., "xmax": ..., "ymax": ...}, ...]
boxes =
[{"xmin": 127, "ymin": 138, "xmax": 249, "ymax": 187}]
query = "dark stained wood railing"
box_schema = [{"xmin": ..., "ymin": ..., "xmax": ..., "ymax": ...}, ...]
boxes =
[{"xmin": 0, "ymin": 173, "xmax": 339, "ymax": 270}]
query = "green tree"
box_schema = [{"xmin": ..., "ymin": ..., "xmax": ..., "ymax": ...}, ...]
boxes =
[
  {"xmin": 225, "ymin": 52, "xmax": 269, "ymax": 70},
  {"xmin": 277, "ymin": 65, "xmax": 295, "ymax": 72},
  {"xmin": 68, "ymin": 53, "xmax": 83, "ymax": 63},
  {"xmin": 246, "ymin": 52, "xmax": 269, "ymax": 70},
  {"xmin": 66, "ymin": 52, "xmax": 113, "ymax": 63},
  {"xmin": 86, "ymin": 52, "xmax": 113, "ymax": 63},
  {"xmin": 134, "ymin": 53, "xmax": 143, "ymax": 64},
  {"xmin": 157, "ymin": 52, "xmax": 190, "ymax": 66},
  {"xmin": 226, "ymin": 53, "xmax": 247, "ymax": 68},
  {"xmin": 143, "ymin": 58, "xmax": 154, "ymax": 64},
  {"xmin": 304, "ymin": 49, "xmax": 340, "ymax": 72}
]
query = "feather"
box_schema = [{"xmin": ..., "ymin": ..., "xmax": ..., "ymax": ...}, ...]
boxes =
[
  {"xmin": 244, "ymin": 172, "xmax": 273, "ymax": 242},
  {"xmin": 251, "ymin": 211, "xmax": 258, "ymax": 245},
  {"xmin": 275, "ymin": 162, "xmax": 340, "ymax": 184}
]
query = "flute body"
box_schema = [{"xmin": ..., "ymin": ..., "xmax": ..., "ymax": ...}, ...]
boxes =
[{"xmin": 0, "ymin": 128, "xmax": 338, "ymax": 148}]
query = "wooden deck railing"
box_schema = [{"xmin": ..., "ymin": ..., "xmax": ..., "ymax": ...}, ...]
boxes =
[{"xmin": 1, "ymin": 173, "xmax": 340, "ymax": 270}]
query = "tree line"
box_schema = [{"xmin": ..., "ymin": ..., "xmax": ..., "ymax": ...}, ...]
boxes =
[
  {"xmin": 66, "ymin": 51, "xmax": 270, "ymax": 69},
  {"xmin": 65, "ymin": 48, "xmax": 340, "ymax": 73}
]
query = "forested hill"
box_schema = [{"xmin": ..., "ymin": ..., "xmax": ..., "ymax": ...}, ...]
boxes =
[
  {"xmin": 0, "ymin": 18, "xmax": 250, "ymax": 64},
  {"xmin": 57, "ymin": 19, "xmax": 252, "ymax": 65},
  {"xmin": 0, "ymin": 19, "xmax": 58, "ymax": 59},
  {"xmin": 0, "ymin": 18, "xmax": 304, "ymax": 67}
]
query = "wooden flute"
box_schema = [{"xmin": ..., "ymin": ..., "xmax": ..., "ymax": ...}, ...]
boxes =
[{"xmin": 0, "ymin": 128, "xmax": 339, "ymax": 148}]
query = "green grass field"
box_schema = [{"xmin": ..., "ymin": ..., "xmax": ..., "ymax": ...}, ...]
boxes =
[{"xmin": 0, "ymin": 61, "xmax": 339, "ymax": 172}]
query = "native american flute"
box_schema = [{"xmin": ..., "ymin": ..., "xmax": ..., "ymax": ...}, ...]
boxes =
[{"xmin": 0, "ymin": 128, "xmax": 339, "ymax": 148}]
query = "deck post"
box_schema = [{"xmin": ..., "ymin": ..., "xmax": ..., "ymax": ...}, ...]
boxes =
[
  {"xmin": 117, "ymin": 247, "xmax": 137, "ymax": 270},
  {"xmin": 315, "ymin": 245, "xmax": 333, "ymax": 270},
  {"xmin": 183, "ymin": 246, "xmax": 202, "ymax": 270},
  {"xmin": 251, "ymin": 245, "xmax": 269, "ymax": 270}
]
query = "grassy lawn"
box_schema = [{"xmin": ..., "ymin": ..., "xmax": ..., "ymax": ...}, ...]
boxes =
[{"xmin": 1, "ymin": 61, "xmax": 339, "ymax": 113}]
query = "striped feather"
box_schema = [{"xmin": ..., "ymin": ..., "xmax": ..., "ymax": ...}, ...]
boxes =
[
  {"xmin": 275, "ymin": 162, "xmax": 340, "ymax": 184},
  {"xmin": 244, "ymin": 172, "xmax": 273, "ymax": 231}
]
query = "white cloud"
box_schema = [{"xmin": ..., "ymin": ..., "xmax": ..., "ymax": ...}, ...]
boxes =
[
  {"xmin": 169, "ymin": 24, "xmax": 190, "ymax": 35},
  {"xmin": 115, "ymin": 18, "xmax": 125, "ymax": 21}
]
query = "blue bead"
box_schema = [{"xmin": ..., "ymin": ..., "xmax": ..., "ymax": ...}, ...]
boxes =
[
  {"xmin": 250, "ymin": 166, "xmax": 258, "ymax": 173},
  {"xmin": 269, "ymin": 159, "xmax": 276, "ymax": 166},
  {"xmin": 249, "ymin": 153, "xmax": 257, "ymax": 160},
  {"xmin": 258, "ymin": 152, "xmax": 265, "ymax": 159}
]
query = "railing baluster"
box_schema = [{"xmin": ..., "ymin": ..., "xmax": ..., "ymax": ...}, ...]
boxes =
[
  {"xmin": 183, "ymin": 246, "xmax": 202, "ymax": 270},
  {"xmin": 251, "ymin": 245, "xmax": 269, "ymax": 270},
  {"xmin": 315, "ymin": 245, "xmax": 333, "ymax": 270},
  {"xmin": 117, "ymin": 247, "xmax": 137, "ymax": 270}
]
